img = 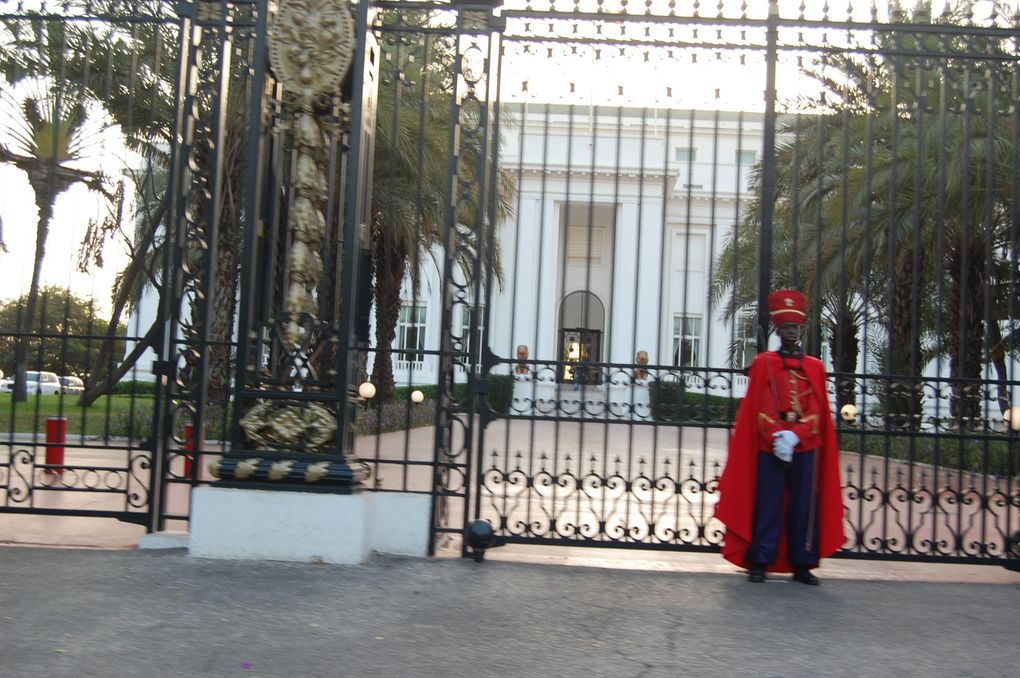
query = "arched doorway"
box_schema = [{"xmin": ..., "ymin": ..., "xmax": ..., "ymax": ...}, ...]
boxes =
[{"xmin": 558, "ymin": 291, "xmax": 605, "ymax": 385}]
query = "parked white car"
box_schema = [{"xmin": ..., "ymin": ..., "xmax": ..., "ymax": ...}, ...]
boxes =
[
  {"xmin": 59, "ymin": 376, "xmax": 84, "ymax": 395},
  {"xmin": 0, "ymin": 371, "xmax": 62, "ymax": 395}
]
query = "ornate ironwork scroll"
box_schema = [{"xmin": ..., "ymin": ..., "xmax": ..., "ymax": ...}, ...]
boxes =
[
  {"xmin": 154, "ymin": 0, "xmax": 255, "ymax": 527},
  {"xmin": 430, "ymin": 2, "xmax": 506, "ymax": 553}
]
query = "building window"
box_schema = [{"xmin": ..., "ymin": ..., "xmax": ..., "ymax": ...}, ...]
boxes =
[
  {"xmin": 675, "ymin": 147, "xmax": 696, "ymax": 162},
  {"xmin": 566, "ymin": 225, "xmax": 605, "ymax": 263},
  {"xmin": 459, "ymin": 304, "xmax": 485, "ymax": 367},
  {"xmin": 736, "ymin": 149, "xmax": 756, "ymax": 164},
  {"xmin": 672, "ymin": 314, "xmax": 702, "ymax": 368},
  {"xmin": 734, "ymin": 312, "xmax": 758, "ymax": 369},
  {"xmin": 672, "ymin": 232, "xmax": 706, "ymax": 272},
  {"xmin": 396, "ymin": 302, "xmax": 427, "ymax": 367}
]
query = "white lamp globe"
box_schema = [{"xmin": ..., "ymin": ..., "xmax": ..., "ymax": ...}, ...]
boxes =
[
  {"xmin": 1005, "ymin": 406, "xmax": 1020, "ymax": 431},
  {"xmin": 839, "ymin": 403, "xmax": 858, "ymax": 422},
  {"xmin": 358, "ymin": 381, "xmax": 377, "ymax": 400},
  {"xmin": 411, "ymin": 389, "xmax": 425, "ymax": 403}
]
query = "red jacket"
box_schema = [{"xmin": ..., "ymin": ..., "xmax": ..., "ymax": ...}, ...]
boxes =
[{"xmin": 715, "ymin": 351, "xmax": 846, "ymax": 572}]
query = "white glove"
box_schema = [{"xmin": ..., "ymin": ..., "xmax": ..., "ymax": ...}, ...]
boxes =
[{"xmin": 772, "ymin": 430, "xmax": 799, "ymax": 463}]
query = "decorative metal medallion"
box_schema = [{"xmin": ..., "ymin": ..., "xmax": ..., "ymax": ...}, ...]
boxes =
[
  {"xmin": 268, "ymin": 0, "xmax": 356, "ymax": 110},
  {"xmin": 238, "ymin": 400, "xmax": 337, "ymax": 451}
]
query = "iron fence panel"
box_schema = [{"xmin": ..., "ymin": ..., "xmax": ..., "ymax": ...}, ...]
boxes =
[{"xmin": 3, "ymin": 1, "xmax": 1019, "ymax": 570}]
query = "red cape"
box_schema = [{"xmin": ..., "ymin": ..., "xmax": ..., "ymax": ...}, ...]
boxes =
[{"xmin": 715, "ymin": 352, "xmax": 846, "ymax": 572}]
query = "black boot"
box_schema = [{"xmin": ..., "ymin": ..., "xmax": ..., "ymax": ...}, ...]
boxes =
[
  {"xmin": 748, "ymin": 565, "xmax": 766, "ymax": 583},
  {"xmin": 792, "ymin": 567, "xmax": 820, "ymax": 585}
]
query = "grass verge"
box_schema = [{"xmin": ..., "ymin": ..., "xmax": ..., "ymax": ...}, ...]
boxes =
[{"xmin": 0, "ymin": 393, "xmax": 154, "ymax": 440}]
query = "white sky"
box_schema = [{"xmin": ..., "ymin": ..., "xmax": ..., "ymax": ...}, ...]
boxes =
[
  {"xmin": 0, "ymin": 101, "xmax": 135, "ymax": 317},
  {"xmin": 0, "ymin": 164, "xmax": 131, "ymax": 316},
  {"xmin": 497, "ymin": 0, "xmax": 1017, "ymax": 108}
]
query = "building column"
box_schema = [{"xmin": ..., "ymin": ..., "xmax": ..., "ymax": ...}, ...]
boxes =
[
  {"xmin": 535, "ymin": 198, "xmax": 560, "ymax": 363},
  {"xmin": 610, "ymin": 201, "xmax": 639, "ymax": 366},
  {"xmin": 634, "ymin": 198, "xmax": 665, "ymax": 365}
]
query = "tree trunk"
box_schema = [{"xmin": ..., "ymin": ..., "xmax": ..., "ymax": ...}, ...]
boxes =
[
  {"xmin": 370, "ymin": 227, "xmax": 407, "ymax": 403},
  {"xmin": 987, "ymin": 321, "xmax": 1010, "ymax": 418},
  {"xmin": 186, "ymin": 173, "xmax": 242, "ymax": 421},
  {"xmin": 885, "ymin": 249, "xmax": 924, "ymax": 430},
  {"xmin": 946, "ymin": 240, "xmax": 985, "ymax": 429},
  {"xmin": 79, "ymin": 198, "xmax": 166, "ymax": 407},
  {"xmin": 79, "ymin": 320, "xmax": 164, "ymax": 405},
  {"xmin": 828, "ymin": 302, "xmax": 859, "ymax": 412},
  {"xmin": 13, "ymin": 179, "xmax": 57, "ymax": 402},
  {"xmin": 205, "ymin": 236, "xmax": 239, "ymax": 412}
]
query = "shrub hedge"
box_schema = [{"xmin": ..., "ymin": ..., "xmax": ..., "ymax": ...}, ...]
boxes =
[
  {"xmin": 838, "ymin": 432, "xmax": 1017, "ymax": 478},
  {"xmin": 648, "ymin": 378, "xmax": 740, "ymax": 426},
  {"xmin": 110, "ymin": 380, "xmax": 158, "ymax": 396}
]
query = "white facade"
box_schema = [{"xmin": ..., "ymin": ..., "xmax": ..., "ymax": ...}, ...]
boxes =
[
  {"xmin": 121, "ymin": 102, "xmax": 1020, "ymax": 426},
  {"xmin": 387, "ymin": 105, "xmax": 764, "ymax": 394},
  {"xmin": 384, "ymin": 105, "xmax": 1020, "ymax": 426}
]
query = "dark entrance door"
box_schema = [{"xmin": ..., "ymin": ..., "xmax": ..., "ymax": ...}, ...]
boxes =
[
  {"xmin": 557, "ymin": 291, "xmax": 606, "ymax": 386},
  {"xmin": 559, "ymin": 328, "xmax": 603, "ymax": 386}
]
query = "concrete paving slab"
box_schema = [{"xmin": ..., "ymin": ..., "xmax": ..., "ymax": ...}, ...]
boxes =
[{"xmin": 485, "ymin": 543, "xmax": 1020, "ymax": 585}]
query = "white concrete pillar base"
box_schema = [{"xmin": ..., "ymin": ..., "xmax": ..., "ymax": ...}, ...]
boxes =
[{"xmin": 187, "ymin": 486, "xmax": 431, "ymax": 564}]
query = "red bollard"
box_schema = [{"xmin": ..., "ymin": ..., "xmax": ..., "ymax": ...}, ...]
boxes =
[
  {"xmin": 45, "ymin": 416, "xmax": 67, "ymax": 475},
  {"xmin": 184, "ymin": 423, "xmax": 196, "ymax": 480}
]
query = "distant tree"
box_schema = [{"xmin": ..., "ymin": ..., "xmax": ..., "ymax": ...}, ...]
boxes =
[
  {"xmin": 0, "ymin": 286, "xmax": 125, "ymax": 380},
  {"xmin": 0, "ymin": 13, "xmax": 114, "ymax": 402},
  {"xmin": 712, "ymin": 1, "xmax": 1020, "ymax": 427}
]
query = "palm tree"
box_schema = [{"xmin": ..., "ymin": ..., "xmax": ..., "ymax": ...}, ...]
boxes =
[
  {"xmin": 797, "ymin": 3, "xmax": 1020, "ymax": 426},
  {"xmin": 0, "ymin": 84, "xmax": 111, "ymax": 401},
  {"xmin": 715, "ymin": 1, "xmax": 1020, "ymax": 429},
  {"xmin": 368, "ymin": 17, "xmax": 515, "ymax": 402},
  {"xmin": 710, "ymin": 147, "xmax": 871, "ymax": 414},
  {"xmin": 783, "ymin": 110, "xmax": 929, "ymax": 425},
  {"xmin": 4, "ymin": 1, "xmax": 250, "ymax": 412},
  {"xmin": 0, "ymin": 4, "xmax": 174, "ymax": 405}
]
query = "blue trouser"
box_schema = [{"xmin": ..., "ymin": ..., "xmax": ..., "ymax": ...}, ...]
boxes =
[{"xmin": 747, "ymin": 449, "xmax": 820, "ymax": 567}]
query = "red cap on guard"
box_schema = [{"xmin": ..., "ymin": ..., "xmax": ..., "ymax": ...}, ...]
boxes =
[{"xmin": 767, "ymin": 289, "xmax": 807, "ymax": 325}]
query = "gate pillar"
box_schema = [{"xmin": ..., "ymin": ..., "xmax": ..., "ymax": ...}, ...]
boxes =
[
  {"xmin": 207, "ymin": 0, "xmax": 374, "ymax": 489},
  {"xmin": 186, "ymin": 0, "xmax": 425, "ymax": 563}
]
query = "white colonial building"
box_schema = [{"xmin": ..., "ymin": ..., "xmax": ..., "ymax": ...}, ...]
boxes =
[
  {"xmin": 384, "ymin": 105, "xmax": 764, "ymax": 404},
  {"xmin": 123, "ymin": 102, "xmax": 1020, "ymax": 425},
  {"xmin": 123, "ymin": 106, "xmax": 766, "ymax": 403}
]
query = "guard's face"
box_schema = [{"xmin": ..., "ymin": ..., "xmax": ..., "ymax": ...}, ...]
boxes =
[{"xmin": 775, "ymin": 322, "xmax": 802, "ymax": 347}]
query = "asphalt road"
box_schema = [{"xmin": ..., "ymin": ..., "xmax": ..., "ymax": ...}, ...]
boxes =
[{"xmin": 2, "ymin": 546, "xmax": 1018, "ymax": 678}]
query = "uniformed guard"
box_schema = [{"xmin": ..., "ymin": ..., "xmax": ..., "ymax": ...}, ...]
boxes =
[{"xmin": 715, "ymin": 290, "xmax": 846, "ymax": 585}]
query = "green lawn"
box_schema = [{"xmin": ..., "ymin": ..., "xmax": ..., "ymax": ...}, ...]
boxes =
[{"xmin": 0, "ymin": 393, "xmax": 154, "ymax": 439}]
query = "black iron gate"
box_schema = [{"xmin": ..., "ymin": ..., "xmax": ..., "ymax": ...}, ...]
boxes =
[
  {"xmin": 0, "ymin": 0, "xmax": 382, "ymax": 527},
  {"xmin": 0, "ymin": 0, "xmax": 196, "ymax": 529},
  {"xmin": 3, "ymin": 0, "xmax": 1019, "ymax": 569},
  {"xmin": 385, "ymin": 0, "xmax": 1020, "ymax": 566}
]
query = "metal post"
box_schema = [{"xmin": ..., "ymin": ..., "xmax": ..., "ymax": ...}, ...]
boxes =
[
  {"xmin": 337, "ymin": 0, "xmax": 380, "ymax": 459},
  {"xmin": 756, "ymin": 0, "xmax": 780, "ymax": 350},
  {"xmin": 184, "ymin": 422, "xmax": 195, "ymax": 481},
  {"xmin": 431, "ymin": 0, "xmax": 505, "ymax": 556},
  {"xmin": 45, "ymin": 416, "xmax": 66, "ymax": 476}
]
